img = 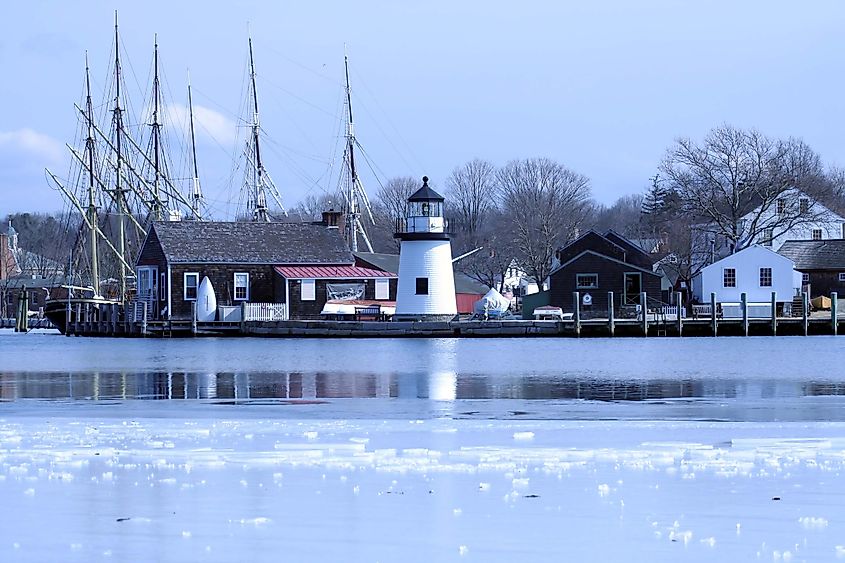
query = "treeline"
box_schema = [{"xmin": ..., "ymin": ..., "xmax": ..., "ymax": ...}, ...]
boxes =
[{"xmin": 289, "ymin": 124, "xmax": 845, "ymax": 291}]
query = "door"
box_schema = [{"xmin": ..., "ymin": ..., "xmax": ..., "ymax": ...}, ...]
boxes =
[
  {"xmin": 624, "ymin": 272, "xmax": 642, "ymax": 305},
  {"xmin": 136, "ymin": 266, "xmax": 159, "ymax": 318}
]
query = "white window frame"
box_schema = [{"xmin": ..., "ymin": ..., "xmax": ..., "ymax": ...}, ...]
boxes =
[
  {"xmin": 762, "ymin": 228, "xmax": 774, "ymax": 247},
  {"xmin": 184, "ymin": 272, "xmax": 199, "ymax": 301},
  {"xmin": 375, "ymin": 278, "xmax": 390, "ymax": 300},
  {"xmin": 723, "ymin": 268, "xmax": 736, "ymax": 288},
  {"xmin": 839, "ymin": 273, "xmax": 845, "ymax": 283},
  {"xmin": 160, "ymin": 272, "xmax": 166, "ymax": 301},
  {"xmin": 576, "ymin": 273, "xmax": 599, "ymax": 289},
  {"xmin": 802, "ymin": 272, "xmax": 810, "ymax": 284},
  {"xmin": 777, "ymin": 199, "xmax": 786, "ymax": 214},
  {"xmin": 759, "ymin": 267, "xmax": 772, "ymax": 288},
  {"xmin": 301, "ymin": 278, "xmax": 316, "ymax": 301},
  {"xmin": 812, "ymin": 228, "xmax": 823, "ymax": 240},
  {"xmin": 234, "ymin": 272, "xmax": 250, "ymax": 301}
]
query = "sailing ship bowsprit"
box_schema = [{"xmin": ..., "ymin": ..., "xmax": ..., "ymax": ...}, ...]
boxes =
[{"xmin": 44, "ymin": 13, "xmax": 205, "ymax": 333}]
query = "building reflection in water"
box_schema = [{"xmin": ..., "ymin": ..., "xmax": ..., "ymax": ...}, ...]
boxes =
[{"xmin": 0, "ymin": 370, "xmax": 829, "ymax": 402}]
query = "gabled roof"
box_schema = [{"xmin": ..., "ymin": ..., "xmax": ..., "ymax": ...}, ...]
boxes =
[
  {"xmin": 550, "ymin": 249, "xmax": 661, "ymax": 278},
  {"xmin": 777, "ymin": 239, "xmax": 845, "ymax": 270},
  {"xmin": 699, "ymin": 244, "xmax": 794, "ymax": 275},
  {"xmin": 149, "ymin": 221, "xmax": 353, "ymax": 264},
  {"xmin": 408, "ymin": 177, "xmax": 445, "ymax": 202}
]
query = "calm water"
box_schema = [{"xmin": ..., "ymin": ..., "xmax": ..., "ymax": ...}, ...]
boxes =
[{"xmin": 2, "ymin": 331, "xmax": 844, "ymax": 421}]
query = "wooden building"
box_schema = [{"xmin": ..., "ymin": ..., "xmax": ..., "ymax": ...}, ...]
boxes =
[
  {"xmin": 549, "ymin": 231, "xmax": 662, "ymax": 316},
  {"xmin": 778, "ymin": 239, "xmax": 845, "ymax": 298},
  {"xmin": 135, "ymin": 220, "xmax": 396, "ymax": 321}
]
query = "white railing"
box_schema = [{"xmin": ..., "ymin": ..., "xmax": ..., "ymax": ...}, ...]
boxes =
[
  {"xmin": 243, "ymin": 302, "xmax": 287, "ymax": 322},
  {"xmin": 692, "ymin": 304, "xmax": 712, "ymax": 317}
]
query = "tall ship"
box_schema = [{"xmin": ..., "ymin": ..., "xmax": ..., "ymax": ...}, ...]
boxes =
[{"xmin": 44, "ymin": 13, "xmax": 205, "ymax": 333}]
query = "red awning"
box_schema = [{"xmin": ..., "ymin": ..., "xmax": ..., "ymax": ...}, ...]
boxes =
[{"xmin": 274, "ymin": 265, "xmax": 396, "ymax": 279}]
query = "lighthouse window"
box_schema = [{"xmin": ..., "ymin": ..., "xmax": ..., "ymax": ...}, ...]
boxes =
[
  {"xmin": 421, "ymin": 202, "xmax": 430, "ymax": 216},
  {"xmin": 183, "ymin": 273, "xmax": 199, "ymax": 301},
  {"xmin": 415, "ymin": 277, "xmax": 429, "ymax": 295}
]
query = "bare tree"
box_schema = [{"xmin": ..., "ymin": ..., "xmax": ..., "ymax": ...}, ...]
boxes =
[
  {"xmin": 497, "ymin": 158, "xmax": 592, "ymax": 287},
  {"xmin": 446, "ymin": 159, "xmax": 496, "ymax": 237},
  {"xmin": 660, "ymin": 125, "xmax": 830, "ymax": 251},
  {"xmin": 453, "ymin": 210, "xmax": 513, "ymax": 291},
  {"xmin": 289, "ymin": 193, "xmax": 342, "ymax": 223},
  {"xmin": 587, "ymin": 194, "xmax": 645, "ymax": 237},
  {"xmin": 369, "ymin": 176, "xmax": 419, "ymax": 252}
]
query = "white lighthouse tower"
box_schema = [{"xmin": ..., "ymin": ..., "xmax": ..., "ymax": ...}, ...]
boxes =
[{"xmin": 394, "ymin": 176, "xmax": 457, "ymax": 321}]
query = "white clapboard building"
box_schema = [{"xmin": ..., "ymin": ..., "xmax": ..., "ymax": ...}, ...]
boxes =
[{"xmin": 393, "ymin": 177, "xmax": 457, "ymax": 320}]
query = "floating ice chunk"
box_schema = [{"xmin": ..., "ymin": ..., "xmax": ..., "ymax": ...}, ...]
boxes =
[
  {"xmin": 70, "ymin": 543, "xmax": 82, "ymax": 551},
  {"xmin": 453, "ymin": 508, "xmax": 462, "ymax": 517},
  {"xmin": 597, "ymin": 484, "xmax": 610, "ymax": 497},
  {"xmin": 700, "ymin": 537, "xmax": 716, "ymax": 547},
  {"xmin": 512, "ymin": 478, "xmax": 529, "ymax": 489},
  {"xmin": 513, "ymin": 432, "xmax": 535, "ymax": 441},
  {"xmin": 478, "ymin": 482, "xmax": 491, "ymax": 492},
  {"xmin": 24, "ymin": 488, "xmax": 35, "ymax": 496},
  {"xmin": 353, "ymin": 485, "xmax": 360, "ymax": 495},
  {"xmin": 181, "ymin": 531, "xmax": 192, "ymax": 538},
  {"xmin": 835, "ymin": 545, "xmax": 845, "ymax": 558},
  {"xmin": 303, "ymin": 431, "xmax": 319, "ymax": 440},
  {"xmin": 458, "ymin": 545, "xmax": 469, "ymax": 556},
  {"xmin": 798, "ymin": 516, "xmax": 828, "ymax": 529}
]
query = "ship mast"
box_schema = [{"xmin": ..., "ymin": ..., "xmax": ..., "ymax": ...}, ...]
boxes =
[
  {"xmin": 150, "ymin": 35, "xmax": 165, "ymax": 221},
  {"xmin": 112, "ymin": 11, "xmax": 128, "ymax": 301},
  {"xmin": 342, "ymin": 51, "xmax": 374, "ymax": 252},
  {"xmin": 83, "ymin": 53, "xmax": 100, "ymax": 297},
  {"xmin": 187, "ymin": 71, "xmax": 203, "ymax": 217},
  {"xmin": 248, "ymin": 36, "xmax": 268, "ymax": 222}
]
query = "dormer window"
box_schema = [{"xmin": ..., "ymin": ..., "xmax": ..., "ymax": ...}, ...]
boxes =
[{"xmin": 777, "ymin": 199, "xmax": 786, "ymax": 215}]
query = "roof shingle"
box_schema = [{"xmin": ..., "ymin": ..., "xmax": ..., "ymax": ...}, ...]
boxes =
[
  {"xmin": 150, "ymin": 221, "xmax": 353, "ymax": 264},
  {"xmin": 777, "ymin": 239, "xmax": 845, "ymax": 270}
]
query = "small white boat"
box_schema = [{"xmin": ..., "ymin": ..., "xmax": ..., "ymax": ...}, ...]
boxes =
[{"xmin": 196, "ymin": 276, "xmax": 217, "ymax": 321}]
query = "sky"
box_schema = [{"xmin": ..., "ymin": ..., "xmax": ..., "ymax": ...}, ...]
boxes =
[{"xmin": 2, "ymin": 0, "xmax": 845, "ymax": 218}]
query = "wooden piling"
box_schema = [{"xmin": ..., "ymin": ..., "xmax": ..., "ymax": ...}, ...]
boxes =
[
  {"xmin": 771, "ymin": 291, "xmax": 777, "ymax": 336},
  {"xmin": 240, "ymin": 302, "xmax": 247, "ymax": 334},
  {"xmin": 832, "ymin": 292, "xmax": 838, "ymax": 336},
  {"xmin": 191, "ymin": 302, "xmax": 198, "ymax": 335},
  {"xmin": 640, "ymin": 292, "xmax": 648, "ymax": 336},
  {"xmin": 710, "ymin": 292, "xmax": 717, "ymax": 337},
  {"xmin": 607, "ymin": 291, "xmax": 615, "ymax": 337},
  {"xmin": 741, "ymin": 292, "xmax": 749, "ymax": 337},
  {"xmin": 675, "ymin": 291, "xmax": 683, "ymax": 337},
  {"xmin": 802, "ymin": 291, "xmax": 809, "ymax": 336},
  {"xmin": 573, "ymin": 292, "xmax": 581, "ymax": 337},
  {"xmin": 141, "ymin": 301, "xmax": 148, "ymax": 337}
]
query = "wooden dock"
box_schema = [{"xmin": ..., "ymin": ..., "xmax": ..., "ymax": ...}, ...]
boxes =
[{"xmin": 59, "ymin": 290, "xmax": 844, "ymax": 338}]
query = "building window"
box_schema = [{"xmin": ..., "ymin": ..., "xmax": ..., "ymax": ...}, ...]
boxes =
[
  {"xmin": 812, "ymin": 229, "xmax": 823, "ymax": 240},
  {"xmin": 761, "ymin": 228, "xmax": 774, "ymax": 247},
  {"xmin": 759, "ymin": 267, "xmax": 772, "ymax": 287},
  {"xmin": 799, "ymin": 198, "xmax": 809, "ymax": 214},
  {"xmin": 723, "ymin": 268, "xmax": 736, "ymax": 288},
  {"xmin": 375, "ymin": 278, "xmax": 390, "ymax": 300},
  {"xmin": 301, "ymin": 279, "xmax": 316, "ymax": 301},
  {"xmin": 184, "ymin": 273, "xmax": 199, "ymax": 301},
  {"xmin": 777, "ymin": 199, "xmax": 786, "ymax": 214},
  {"xmin": 415, "ymin": 277, "xmax": 429, "ymax": 295},
  {"xmin": 839, "ymin": 273, "xmax": 845, "ymax": 283},
  {"xmin": 802, "ymin": 273, "xmax": 810, "ymax": 284},
  {"xmin": 576, "ymin": 273, "xmax": 598, "ymax": 289},
  {"xmin": 234, "ymin": 273, "xmax": 249, "ymax": 301}
]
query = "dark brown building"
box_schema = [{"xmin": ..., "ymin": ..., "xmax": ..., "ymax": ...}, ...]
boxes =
[
  {"xmin": 135, "ymin": 221, "xmax": 395, "ymax": 321},
  {"xmin": 778, "ymin": 239, "xmax": 845, "ymax": 298},
  {"xmin": 549, "ymin": 231, "xmax": 662, "ymax": 316}
]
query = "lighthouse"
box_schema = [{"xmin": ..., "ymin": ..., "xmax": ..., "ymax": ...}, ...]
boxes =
[{"xmin": 394, "ymin": 176, "xmax": 457, "ymax": 321}]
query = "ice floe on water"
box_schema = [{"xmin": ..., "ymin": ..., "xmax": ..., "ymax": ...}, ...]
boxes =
[{"xmin": 1, "ymin": 411, "xmax": 845, "ymax": 561}]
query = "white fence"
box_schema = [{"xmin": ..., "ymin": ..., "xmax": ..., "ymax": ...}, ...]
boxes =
[{"xmin": 243, "ymin": 302, "xmax": 287, "ymax": 322}]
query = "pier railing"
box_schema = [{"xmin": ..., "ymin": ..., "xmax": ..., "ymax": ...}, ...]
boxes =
[{"xmin": 243, "ymin": 302, "xmax": 287, "ymax": 322}]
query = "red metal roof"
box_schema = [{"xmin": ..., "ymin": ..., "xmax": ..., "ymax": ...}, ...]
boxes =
[{"xmin": 274, "ymin": 265, "xmax": 396, "ymax": 279}]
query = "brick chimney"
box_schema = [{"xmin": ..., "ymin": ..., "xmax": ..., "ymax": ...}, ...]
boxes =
[{"xmin": 321, "ymin": 209, "xmax": 343, "ymax": 228}]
